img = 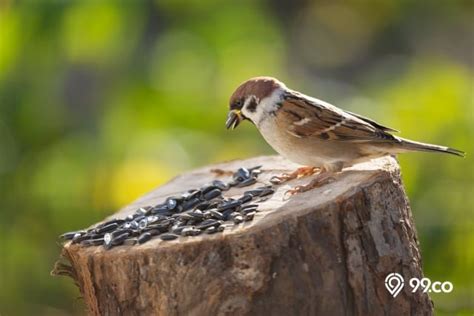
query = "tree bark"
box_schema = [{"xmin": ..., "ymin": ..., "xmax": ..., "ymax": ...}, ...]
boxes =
[{"xmin": 56, "ymin": 155, "xmax": 433, "ymax": 316}]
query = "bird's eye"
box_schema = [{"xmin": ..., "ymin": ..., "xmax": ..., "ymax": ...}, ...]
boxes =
[{"xmin": 234, "ymin": 100, "xmax": 243, "ymax": 108}]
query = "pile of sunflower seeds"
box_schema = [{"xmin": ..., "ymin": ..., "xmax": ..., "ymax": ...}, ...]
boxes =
[{"xmin": 59, "ymin": 166, "xmax": 274, "ymax": 250}]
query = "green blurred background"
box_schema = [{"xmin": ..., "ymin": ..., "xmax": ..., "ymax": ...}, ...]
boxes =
[{"xmin": 0, "ymin": 0, "xmax": 472, "ymax": 315}]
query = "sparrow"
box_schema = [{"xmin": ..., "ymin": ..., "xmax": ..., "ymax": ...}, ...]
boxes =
[{"xmin": 225, "ymin": 76, "xmax": 465, "ymax": 192}]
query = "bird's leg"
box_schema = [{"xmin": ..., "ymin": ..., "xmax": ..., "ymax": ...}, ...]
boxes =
[
  {"xmin": 270, "ymin": 166, "xmax": 320, "ymax": 185},
  {"xmin": 284, "ymin": 168, "xmax": 336, "ymax": 196}
]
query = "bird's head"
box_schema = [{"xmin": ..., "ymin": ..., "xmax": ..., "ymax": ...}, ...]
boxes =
[{"xmin": 226, "ymin": 76, "xmax": 286, "ymax": 129}]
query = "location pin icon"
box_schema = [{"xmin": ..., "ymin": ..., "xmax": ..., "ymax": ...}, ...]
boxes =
[{"xmin": 385, "ymin": 273, "xmax": 405, "ymax": 297}]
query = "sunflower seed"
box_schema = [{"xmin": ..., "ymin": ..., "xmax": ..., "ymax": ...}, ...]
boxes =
[
  {"xmin": 182, "ymin": 198, "xmax": 201, "ymax": 211},
  {"xmin": 260, "ymin": 188, "xmax": 275, "ymax": 197},
  {"xmin": 81, "ymin": 239, "xmax": 104, "ymax": 247},
  {"xmin": 185, "ymin": 189, "xmax": 201, "ymax": 201},
  {"xmin": 182, "ymin": 227, "xmax": 201, "ymax": 236},
  {"xmin": 233, "ymin": 215, "xmax": 244, "ymax": 224},
  {"xmin": 60, "ymin": 232, "xmax": 79, "ymax": 240},
  {"xmin": 244, "ymin": 212, "xmax": 256, "ymax": 221},
  {"xmin": 190, "ymin": 210, "xmax": 204, "ymax": 219},
  {"xmin": 171, "ymin": 225, "xmax": 187, "ymax": 235},
  {"xmin": 205, "ymin": 226, "xmax": 218, "ymax": 234},
  {"xmin": 241, "ymin": 206, "xmax": 258, "ymax": 214},
  {"xmin": 129, "ymin": 221, "xmax": 139, "ymax": 230},
  {"xmin": 138, "ymin": 232, "xmax": 152, "ymax": 244},
  {"xmin": 212, "ymin": 180, "xmax": 230, "ymax": 191},
  {"xmin": 209, "ymin": 210, "xmax": 225, "ymax": 220},
  {"xmin": 132, "ymin": 215, "xmax": 146, "ymax": 222},
  {"xmin": 101, "ymin": 219, "xmax": 126, "ymax": 227},
  {"xmin": 71, "ymin": 234, "xmax": 90, "ymax": 244},
  {"xmin": 202, "ymin": 185, "xmax": 219, "ymax": 194},
  {"xmin": 197, "ymin": 219, "xmax": 219, "ymax": 229},
  {"xmin": 234, "ymin": 167, "xmax": 251, "ymax": 181},
  {"xmin": 235, "ymin": 177, "xmax": 257, "ymax": 188},
  {"xmin": 104, "ymin": 233, "xmax": 112, "ymax": 245},
  {"xmin": 160, "ymin": 233, "xmax": 179, "ymax": 241},
  {"xmin": 251, "ymin": 169, "xmax": 262, "ymax": 176},
  {"xmin": 112, "ymin": 232, "xmax": 129, "ymax": 245},
  {"xmin": 196, "ymin": 202, "xmax": 211, "ymax": 211},
  {"xmin": 136, "ymin": 207, "xmax": 148, "ymax": 215},
  {"xmin": 111, "ymin": 229, "xmax": 130, "ymax": 238},
  {"xmin": 152, "ymin": 205, "xmax": 172, "ymax": 216},
  {"xmin": 146, "ymin": 229, "xmax": 162, "ymax": 236},
  {"xmin": 178, "ymin": 213, "xmax": 195, "ymax": 221},
  {"xmin": 239, "ymin": 194, "xmax": 253, "ymax": 204},
  {"xmin": 123, "ymin": 238, "xmax": 137, "ymax": 246},
  {"xmin": 242, "ymin": 204, "xmax": 259, "ymax": 211},
  {"xmin": 138, "ymin": 219, "xmax": 148, "ymax": 230},
  {"xmin": 217, "ymin": 200, "xmax": 242, "ymax": 212},
  {"xmin": 147, "ymin": 215, "xmax": 160, "ymax": 224},
  {"xmin": 221, "ymin": 209, "xmax": 235, "ymax": 220},
  {"xmin": 166, "ymin": 198, "xmax": 178, "ymax": 210},
  {"xmin": 60, "ymin": 165, "xmax": 270, "ymax": 247},
  {"xmin": 203, "ymin": 188, "xmax": 222, "ymax": 201}
]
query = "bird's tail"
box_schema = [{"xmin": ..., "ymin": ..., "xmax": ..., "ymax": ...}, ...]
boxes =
[{"xmin": 395, "ymin": 137, "xmax": 465, "ymax": 157}]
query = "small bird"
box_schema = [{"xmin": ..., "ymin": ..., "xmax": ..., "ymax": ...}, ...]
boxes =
[{"xmin": 226, "ymin": 76, "xmax": 464, "ymax": 192}]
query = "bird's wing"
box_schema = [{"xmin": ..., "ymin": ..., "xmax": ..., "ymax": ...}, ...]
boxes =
[
  {"xmin": 277, "ymin": 92, "xmax": 397, "ymax": 143},
  {"xmin": 344, "ymin": 110, "xmax": 399, "ymax": 133}
]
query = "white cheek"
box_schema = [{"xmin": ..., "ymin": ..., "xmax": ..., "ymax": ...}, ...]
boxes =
[
  {"xmin": 242, "ymin": 88, "xmax": 285, "ymax": 127},
  {"xmin": 241, "ymin": 99, "xmax": 263, "ymax": 124}
]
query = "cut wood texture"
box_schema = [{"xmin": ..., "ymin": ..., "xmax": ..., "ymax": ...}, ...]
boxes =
[{"xmin": 57, "ymin": 155, "xmax": 433, "ymax": 316}]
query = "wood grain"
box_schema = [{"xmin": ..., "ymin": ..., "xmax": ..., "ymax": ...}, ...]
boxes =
[{"xmin": 57, "ymin": 155, "xmax": 433, "ymax": 316}]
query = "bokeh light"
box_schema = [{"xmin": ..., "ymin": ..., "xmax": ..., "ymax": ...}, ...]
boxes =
[{"xmin": 0, "ymin": 1, "xmax": 472, "ymax": 315}]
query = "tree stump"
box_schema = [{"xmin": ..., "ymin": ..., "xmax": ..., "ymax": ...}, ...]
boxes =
[{"xmin": 56, "ymin": 155, "xmax": 433, "ymax": 316}]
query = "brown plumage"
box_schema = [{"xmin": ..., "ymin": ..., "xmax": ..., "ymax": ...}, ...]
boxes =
[
  {"xmin": 229, "ymin": 76, "xmax": 280, "ymax": 109},
  {"xmin": 226, "ymin": 77, "xmax": 464, "ymax": 175}
]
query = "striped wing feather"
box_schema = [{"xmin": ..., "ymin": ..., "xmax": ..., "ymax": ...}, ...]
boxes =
[{"xmin": 277, "ymin": 94, "xmax": 397, "ymax": 142}]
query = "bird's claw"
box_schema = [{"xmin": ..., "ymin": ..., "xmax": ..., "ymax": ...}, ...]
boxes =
[
  {"xmin": 270, "ymin": 173, "xmax": 291, "ymax": 185},
  {"xmin": 270, "ymin": 167, "xmax": 320, "ymax": 185},
  {"xmin": 283, "ymin": 175, "xmax": 336, "ymax": 198},
  {"xmin": 283, "ymin": 186, "xmax": 305, "ymax": 199}
]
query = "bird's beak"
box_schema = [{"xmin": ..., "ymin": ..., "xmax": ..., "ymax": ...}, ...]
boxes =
[{"xmin": 226, "ymin": 109, "xmax": 243, "ymax": 130}]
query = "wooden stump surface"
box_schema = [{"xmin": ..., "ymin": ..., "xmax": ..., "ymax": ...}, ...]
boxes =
[{"xmin": 58, "ymin": 155, "xmax": 433, "ymax": 316}]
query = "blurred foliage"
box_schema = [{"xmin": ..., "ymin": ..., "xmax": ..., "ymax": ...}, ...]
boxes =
[{"xmin": 0, "ymin": 0, "xmax": 472, "ymax": 315}]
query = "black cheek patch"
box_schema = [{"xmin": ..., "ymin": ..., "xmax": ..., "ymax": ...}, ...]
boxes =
[{"xmin": 246, "ymin": 97, "xmax": 258, "ymax": 113}]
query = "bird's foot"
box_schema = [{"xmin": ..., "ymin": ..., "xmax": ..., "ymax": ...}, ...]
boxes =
[
  {"xmin": 270, "ymin": 166, "xmax": 320, "ymax": 185},
  {"xmin": 284, "ymin": 172, "xmax": 335, "ymax": 197}
]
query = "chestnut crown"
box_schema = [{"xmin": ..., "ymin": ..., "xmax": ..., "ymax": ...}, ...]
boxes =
[{"xmin": 229, "ymin": 76, "xmax": 283, "ymax": 111}]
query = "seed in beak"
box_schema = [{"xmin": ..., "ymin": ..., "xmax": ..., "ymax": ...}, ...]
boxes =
[{"xmin": 226, "ymin": 110, "xmax": 242, "ymax": 130}]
